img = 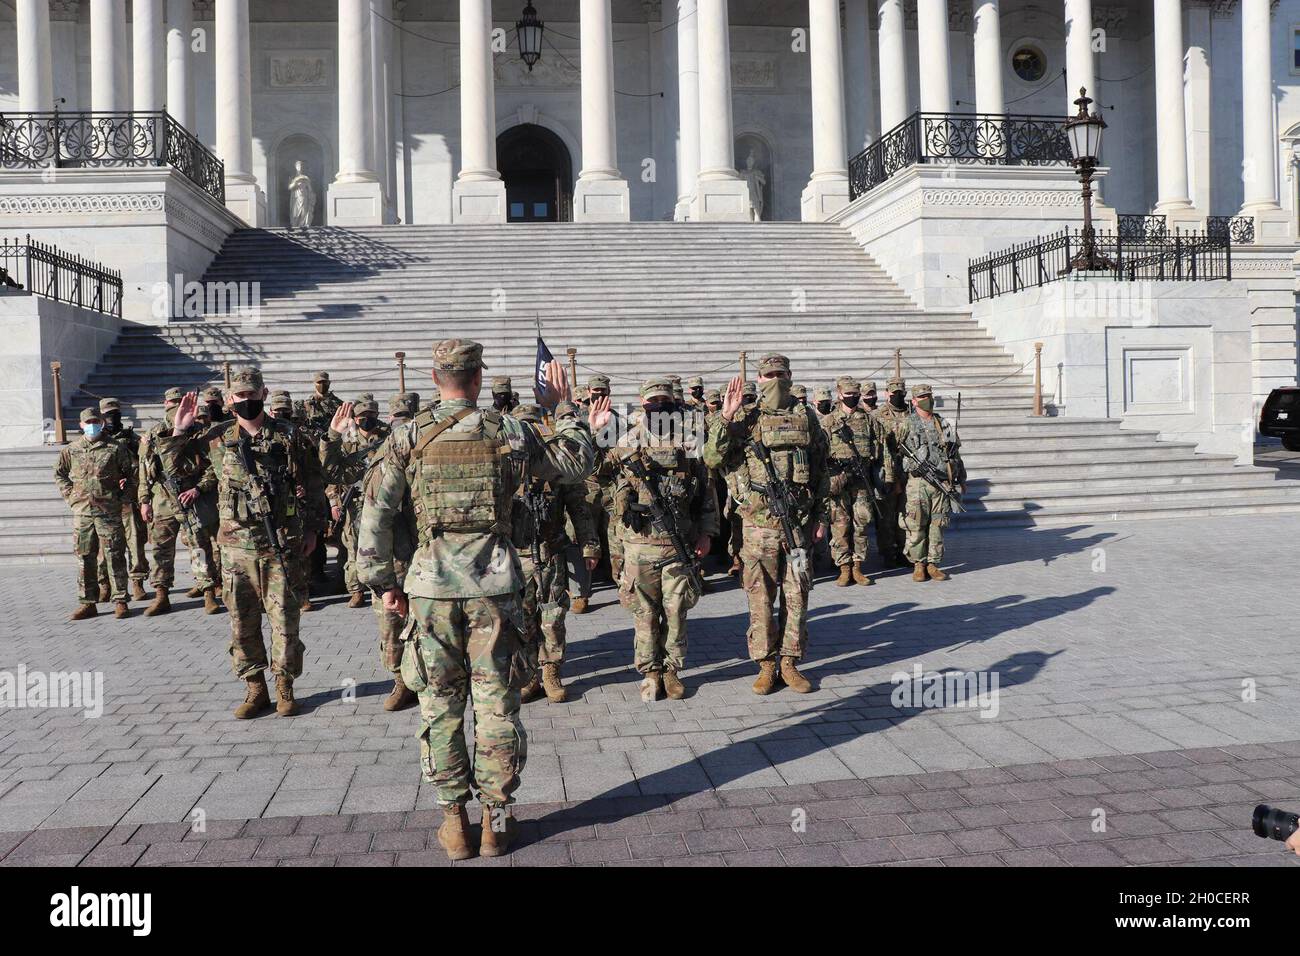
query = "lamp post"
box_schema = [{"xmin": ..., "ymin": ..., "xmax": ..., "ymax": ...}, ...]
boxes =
[
  {"xmin": 517, "ymin": 2, "xmax": 544, "ymax": 71},
  {"xmin": 1063, "ymin": 87, "xmax": 1114, "ymax": 274}
]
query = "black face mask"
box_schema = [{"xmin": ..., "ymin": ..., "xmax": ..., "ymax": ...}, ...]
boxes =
[
  {"xmin": 206, "ymin": 402, "xmax": 225, "ymax": 419},
  {"xmin": 864, "ymin": 393, "xmax": 878, "ymax": 409},
  {"xmin": 690, "ymin": 388, "xmax": 703, "ymax": 400},
  {"xmin": 493, "ymin": 395, "xmax": 510, "ymax": 410},
  {"xmin": 232, "ymin": 397, "xmax": 264, "ymax": 420},
  {"xmin": 357, "ymin": 415, "xmax": 379, "ymax": 432},
  {"xmin": 842, "ymin": 394, "xmax": 860, "ymax": 409},
  {"xmin": 741, "ymin": 395, "xmax": 756, "ymax": 405},
  {"xmin": 816, "ymin": 401, "xmax": 832, "ymax": 414},
  {"xmin": 889, "ymin": 392, "xmax": 906, "ymax": 410}
]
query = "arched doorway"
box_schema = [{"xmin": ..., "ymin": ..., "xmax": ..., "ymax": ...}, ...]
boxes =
[{"xmin": 497, "ymin": 124, "xmax": 573, "ymax": 222}]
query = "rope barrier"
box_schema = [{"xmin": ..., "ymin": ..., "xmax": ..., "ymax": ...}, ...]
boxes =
[{"xmin": 900, "ymin": 354, "xmax": 1035, "ymax": 390}]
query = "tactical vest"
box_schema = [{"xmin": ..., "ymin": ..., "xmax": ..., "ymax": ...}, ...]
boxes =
[
  {"xmin": 217, "ymin": 419, "xmax": 300, "ymax": 529},
  {"xmin": 828, "ymin": 409, "xmax": 877, "ymax": 461},
  {"xmin": 408, "ymin": 406, "xmax": 513, "ymax": 543},
  {"xmin": 907, "ymin": 412, "xmax": 952, "ymax": 465},
  {"xmin": 746, "ymin": 407, "xmax": 812, "ymax": 488},
  {"xmin": 614, "ymin": 440, "xmax": 698, "ymax": 537}
]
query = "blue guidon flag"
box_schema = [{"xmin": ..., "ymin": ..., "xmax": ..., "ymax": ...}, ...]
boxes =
[{"xmin": 533, "ymin": 335, "xmax": 555, "ymax": 401}]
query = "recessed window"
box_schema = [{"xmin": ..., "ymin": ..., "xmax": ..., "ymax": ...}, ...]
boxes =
[{"xmin": 1012, "ymin": 46, "xmax": 1047, "ymax": 82}]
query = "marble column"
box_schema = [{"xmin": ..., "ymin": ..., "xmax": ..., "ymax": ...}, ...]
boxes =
[
  {"xmin": 371, "ymin": 0, "xmax": 396, "ymax": 223},
  {"xmin": 1152, "ymin": 0, "xmax": 1195, "ymax": 224},
  {"xmin": 133, "ymin": 0, "xmax": 165, "ymax": 113},
  {"xmin": 215, "ymin": 0, "xmax": 265, "ymax": 224},
  {"xmin": 690, "ymin": 0, "xmax": 753, "ymax": 220},
  {"xmin": 1063, "ymin": 0, "xmax": 1094, "ymax": 113},
  {"xmin": 16, "ymin": 0, "xmax": 54, "ymax": 113},
  {"xmin": 916, "ymin": 0, "xmax": 952, "ymax": 114},
  {"xmin": 801, "ymin": 0, "xmax": 850, "ymax": 220},
  {"xmin": 1185, "ymin": 0, "xmax": 1212, "ymax": 216},
  {"xmin": 877, "ymin": 0, "xmax": 908, "ymax": 132},
  {"xmin": 452, "ymin": 0, "xmax": 506, "ymax": 223},
  {"xmin": 843, "ymin": 0, "xmax": 878, "ymax": 153},
  {"xmin": 329, "ymin": 0, "xmax": 384, "ymax": 225},
  {"xmin": 166, "ymin": 0, "xmax": 195, "ymax": 128},
  {"xmin": 90, "ymin": 0, "xmax": 127, "ymax": 112},
  {"xmin": 972, "ymin": 0, "xmax": 1004, "ymax": 115},
  {"xmin": 575, "ymin": 0, "xmax": 631, "ymax": 220},
  {"xmin": 1239, "ymin": 0, "xmax": 1288, "ymax": 239},
  {"xmin": 673, "ymin": 0, "xmax": 700, "ymax": 220}
]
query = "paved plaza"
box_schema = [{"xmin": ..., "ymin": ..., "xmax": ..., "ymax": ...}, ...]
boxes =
[{"xmin": 1, "ymin": 513, "xmax": 1298, "ymax": 866}]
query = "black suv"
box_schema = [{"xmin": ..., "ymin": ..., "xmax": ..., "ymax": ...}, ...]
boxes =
[{"xmin": 1260, "ymin": 386, "xmax": 1300, "ymax": 451}]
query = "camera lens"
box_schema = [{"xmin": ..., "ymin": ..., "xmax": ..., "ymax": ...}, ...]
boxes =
[{"xmin": 1252, "ymin": 804, "xmax": 1300, "ymax": 841}]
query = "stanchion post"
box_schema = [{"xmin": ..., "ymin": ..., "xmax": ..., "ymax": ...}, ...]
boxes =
[
  {"xmin": 894, "ymin": 348, "xmax": 902, "ymax": 381},
  {"xmin": 395, "ymin": 351, "xmax": 406, "ymax": 393},
  {"xmin": 1033, "ymin": 342, "xmax": 1044, "ymax": 417},
  {"xmin": 223, "ymin": 361, "xmax": 232, "ymax": 391},
  {"xmin": 567, "ymin": 348, "xmax": 577, "ymax": 390},
  {"xmin": 50, "ymin": 361, "xmax": 66, "ymax": 445},
  {"xmin": 739, "ymin": 350, "xmax": 747, "ymax": 381}
]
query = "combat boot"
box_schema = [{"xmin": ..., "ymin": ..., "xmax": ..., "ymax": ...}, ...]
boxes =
[
  {"xmin": 114, "ymin": 601, "xmax": 131, "ymax": 619},
  {"xmin": 541, "ymin": 663, "xmax": 567, "ymax": 703},
  {"xmin": 913, "ymin": 562, "xmax": 928, "ymax": 582},
  {"xmin": 131, "ymin": 580, "xmax": 147, "ymax": 602},
  {"xmin": 853, "ymin": 564, "xmax": 874, "ymax": 587},
  {"xmin": 436, "ymin": 805, "xmax": 474, "ymax": 861},
  {"xmin": 275, "ymin": 675, "xmax": 298, "ymax": 716},
  {"xmin": 144, "ymin": 589, "xmax": 171, "ymax": 617},
  {"xmin": 927, "ymin": 564, "xmax": 948, "ymax": 581},
  {"xmin": 835, "ymin": 565, "xmax": 853, "ymax": 587},
  {"xmin": 185, "ymin": 585, "xmax": 204, "ymax": 598},
  {"xmin": 519, "ymin": 673, "xmax": 544, "ymax": 704},
  {"xmin": 479, "ymin": 805, "xmax": 515, "ymax": 858},
  {"xmin": 203, "ymin": 588, "xmax": 222, "ymax": 614},
  {"xmin": 662, "ymin": 669, "xmax": 686, "ymax": 700},
  {"xmin": 640, "ymin": 671, "xmax": 662, "ymax": 703},
  {"xmin": 570, "ymin": 597, "xmax": 589, "ymax": 615},
  {"xmin": 752, "ymin": 660, "xmax": 778, "ymax": 696},
  {"xmin": 97, "ymin": 583, "xmax": 110, "ymax": 602},
  {"xmin": 780, "ymin": 657, "xmax": 813, "ymax": 694},
  {"xmin": 383, "ymin": 674, "xmax": 416, "ymax": 712},
  {"xmin": 69, "ymin": 603, "xmax": 97, "ymax": 621},
  {"xmin": 347, "ymin": 591, "xmax": 366, "ymax": 609},
  {"xmin": 234, "ymin": 675, "xmax": 271, "ymax": 719}
]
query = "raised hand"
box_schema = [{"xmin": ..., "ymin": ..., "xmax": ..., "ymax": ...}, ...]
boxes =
[
  {"xmin": 587, "ymin": 394, "xmax": 611, "ymax": 434},
  {"xmin": 173, "ymin": 392, "xmax": 198, "ymax": 435},
  {"xmin": 537, "ymin": 359, "xmax": 571, "ymax": 409},
  {"xmin": 721, "ymin": 375, "xmax": 744, "ymax": 421},
  {"xmin": 329, "ymin": 402, "xmax": 354, "ymax": 435}
]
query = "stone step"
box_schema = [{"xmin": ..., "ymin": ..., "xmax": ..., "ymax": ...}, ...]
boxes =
[
  {"xmin": 970, "ymin": 477, "xmax": 1291, "ymax": 511},
  {"xmin": 960, "ymin": 490, "xmax": 1300, "ymax": 526},
  {"xmin": 966, "ymin": 469, "xmax": 1280, "ymax": 497},
  {"xmin": 969, "ymin": 457, "xmax": 1244, "ymax": 479}
]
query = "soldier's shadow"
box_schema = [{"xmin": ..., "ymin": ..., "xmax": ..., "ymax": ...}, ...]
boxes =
[{"xmin": 293, "ymin": 680, "xmax": 393, "ymax": 715}]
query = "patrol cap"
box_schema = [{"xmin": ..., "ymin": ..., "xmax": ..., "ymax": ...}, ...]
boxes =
[
  {"xmin": 352, "ymin": 393, "xmax": 378, "ymax": 415},
  {"xmin": 791, "ymin": 384, "xmax": 807, "ymax": 400},
  {"xmin": 836, "ymin": 375, "xmax": 860, "ymax": 394},
  {"xmin": 758, "ymin": 353, "xmax": 791, "ymax": 376},
  {"xmin": 230, "ymin": 366, "xmax": 264, "ymax": 392},
  {"xmin": 704, "ymin": 388, "xmax": 721, "ymax": 403},
  {"xmin": 813, "ymin": 386, "xmax": 832, "ymax": 402},
  {"xmin": 432, "ymin": 339, "xmax": 487, "ymax": 372},
  {"xmin": 514, "ymin": 403, "xmax": 545, "ymax": 423},
  {"xmin": 269, "ymin": 390, "xmax": 293, "ymax": 411},
  {"xmin": 555, "ymin": 401, "xmax": 580, "ymax": 421},
  {"xmin": 389, "ymin": 392, "xmax": 419, "ymax": 417},
  {"xmin": 640, "ymin": 377, "xmax": 674, "ymax": 400},
  {"xmin": 163, "ymin": 387, "xmax": 184, "ymax": 404},
  {"xmin": 491, "ymin": 375, "xmax": 512, "ymax": 395},
  {"xmin": 201, "ymin": 386, "xmax": 224, "ymax": 403},
  {"xmin": 862, "ymin": 381, "xmax": 878, "ymax": 393},
  {"xmin": 79, "ymin": 407, "xmax": 102, "ymax": 423},
  {"xmin": 587, "ymin": 374, "xmax": 610, "ymax": 392},
  {"xmin": 912, "ymin": 383, "xmax": 933, "ymax": 398},
  {"xmin": 741, "ymin": 381, "xmax": 757, "ymax": 398},
  {"xmin": 671, "ymin": 383, "xmax": 684, "ymax": 402},
  {"xmin": 313, "ymin": 371, "xmax": 330, "ymax": 383},
  {"xmin": 98, "ymin": 397, "xmax": 121, "ymax": 413},
  {"xmin": 886, "ymin": 376, "xmax": 907, "ymax": 392},
  {"xmin": 665, "ymin": 374, "xmax": 682, "ymax": 385},
  {"xmin": 686, "ymin": 376, "xmax": 704, "ymax": 389}
]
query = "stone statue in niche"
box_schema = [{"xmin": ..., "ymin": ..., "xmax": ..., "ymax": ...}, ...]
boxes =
[
  {"xmin": 741, "ymin": 149, "xmax": 767, "ymax": 221},
  {"xmin": 288, "ymin": 161, "xmax": 316, "ymax": 228}
]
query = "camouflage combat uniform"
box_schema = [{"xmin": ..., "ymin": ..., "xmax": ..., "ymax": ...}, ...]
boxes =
[
  {"xmin": 898, "ymin": 384, "xmax": 966, "ymax": 572},
  {"xmin": 577, "ymin": 376, "xmax": 622, "ymax": 587},
  {"xmin": 55, "ymin": 408, "xmax": 137, "ymax": 611},
  {"xmin": 612, "ymin": 379, "xmax": 718, "ymax": 690},
  {"xmin": 299, "ymin": 372, "xmax": 342, "ymax": 583},
  {"xmin": 356, "ymin": 340, "xmax": 595, "ymax": 815},
  {"xmin": 704, "ymin": 356, "xmax": 828, "ymax": 675},
  {"xmin": 822, "ymin": 377, "xmax": 892, "ymax": 580},
  {"xmin": 320, "ymin": 393, "xmax": 390, "ymax": 599},
  {"xmin": 96, "ymin": 397, "xmax": 149, "ymax": 597},
  {"xmin": 870, "ymin": 376, "xmax": 911, "ymax": 565}
]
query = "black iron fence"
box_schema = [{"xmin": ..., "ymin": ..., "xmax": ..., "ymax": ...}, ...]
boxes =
[
  {"xmin": 968, "ymin": 229, "xmax": 1232, "ymax": 302},
  {"xmin": 848, "ymin": 111, "xmax": 1074, "ymax": 199},
  {"xmin": 0, "ymin": 235, "xmax": 123, "ymax": 317},
  {"xmin": 1206, "ymin": 215, "xmax": 1255, "ymax": 244},
  {"xmin": 0, "ymin": 109, "xmax": 225, "ymax": 203}
]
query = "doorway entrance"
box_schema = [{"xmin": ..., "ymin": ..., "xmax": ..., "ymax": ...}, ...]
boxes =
[{"xmin": 497, "ymin": 124, "xmax": 573, "ymax": 222}]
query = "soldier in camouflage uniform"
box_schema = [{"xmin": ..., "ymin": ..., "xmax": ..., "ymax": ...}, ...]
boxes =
[
  {"xmin": 862, "ymin": 380, "xmax": 880, "ymax": 412},
  {"xmin": 511, "ymin": 404, "xmax": 598, "ymax": 705},
  {"xmin": 55, "ymin": 407, "xmax": 137, "ymax": 620},
  {"xmin": 721, "ymin": 381, "xmax": 759, "ymax": 576},
  {"xmin": 791, "ymin": 383, "xmax": 807, "ymax": 407},
  {"xmin": 813, "ymin": 386, "xmax": 833, "ymax": 420},
  {"xmin": 202, "ymin": 386, "xmax": 231, "ymax": 426},
  {"xmin": 96, "ymin": 397, "xmax": 149, "ymax": 601},
  {"xmin": 612, "ymin": 378, "xmax": 718, "ymax": 701},
  {"xmin": 357, "ymin": 339, "xmax": 604, "ymax": 861},
  {"xmin": 822, "ymin": 376, "xmax": 891, "ymax": 587},
  {"xmin": 298, "ymin": 372, "xmax": 340, "ymax": 586},
  {"xmin": 490, "ymin": 376, "xmax": 516, "ymax": 414},
  {"xmin": 574, "ymin": 373, "xmax": 622, "ymax": 609},
  {"xmin": 898, "ymin": 384, "xmax": 966, "ymax": 581},
  {"xmin": 138, "ymin": 387, "xmax": 221, "ymax": 616},
  {"xmin": 870, "ymin": 376, "xmax": 912, "ymax": 568},
  {"xmin": 685, "ymin": 376, "xmax": 706, "ymax": 411},
  {"xmin": 299, "ymin": 371, "xmax": 343, "ymax": 430},
  {"xmin": 321, "ymin": 393, "xmax": 390, "ymax": 610},
  {"xmin": 704, "ymin": 354, "xmax": 829, "ymax": 695},
  {"xmin": 162, "ymin": 368, "xmax": 328, "ymax": 718},
  {"xmin": 267, "ymin": 390, "xmax": 317, "ymax": 613}
]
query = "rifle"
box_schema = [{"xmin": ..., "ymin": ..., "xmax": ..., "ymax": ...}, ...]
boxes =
[
  {"xmin": 617, "ymin": 449, "xmax": 705, "ymax": 600},
  {"xmin": 745, "ymin": 439, "xmax": 812, "ymax": 591},
  {"xmin": 157, "ymin": 461, "xmax": 205, "ymax": 547},
  {"xmin": 835, "ymin": 421, "xmax": 884, "ymax": 525},
  {"xmin": 899, "ymin": 430, "xmax": 966, "ymax": 513},
  {"xmin": 337, "ymin": 437, "xmax": 386, "ymax": 516},
  {"xmin": 236, "ymin": 434, "xmax": 292, "ymax": 576}
]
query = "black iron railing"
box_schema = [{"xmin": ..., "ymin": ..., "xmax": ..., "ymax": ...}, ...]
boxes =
[
  {"xmin": 968, "ymin": 229, "xmax": 1232, "ymax": 302},
  {"xmin": 848, "ymin": 111, "xmax": 1074, "ymax": 199},
  {"xmin": 0, "ymin": 235, "xmax": 123, "ymax": 317},
  {"xmin": 0, "ymin": 109, "xmax": 225, "ymax": 203},
  {"xmin": 1117, "ymin": 213, "xmax": 1168, "ymax": 241},
  {"xmin": 1206, "ymin": 215, "xmax": 1255, "ymax": 244}
]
